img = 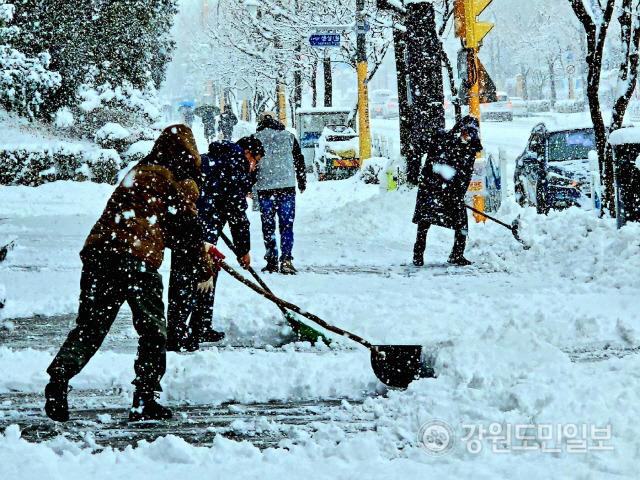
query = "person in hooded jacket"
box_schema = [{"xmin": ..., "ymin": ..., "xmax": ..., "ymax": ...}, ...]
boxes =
[
  {"xmin": 167, "ymin": 136, "xmax": 264, "ymax": 352},
  {"xmin": 254, "ymin": 111, "xmax": 307, "ymax": 274},
  {"xmin": 218, "ymin": 105, "xmax": 238, "ymax": 141},
  {"xmin": 412, "ymin": 115, "xmax": 482, "ymax": 267},
  {"xmin": 44, "ymin": 125, "xmax": 220, "ymax": 423}
]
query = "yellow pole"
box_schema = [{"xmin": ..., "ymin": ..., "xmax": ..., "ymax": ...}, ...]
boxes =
[
  {"xmin": 278, "ymin": 82, "xmax": 287, "ymax": 127},
  {"xmin": 468, "ymin": 48, "xmax": 485, "ymax": 223},
  {"xmin": 357, "ymin": 62, "xmax": 371, "ymax": 165},
  {"xmin": 242, "ymin": 100, "xmax": 248, "ymax": 122}
]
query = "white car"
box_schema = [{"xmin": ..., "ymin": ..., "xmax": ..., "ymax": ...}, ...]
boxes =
[
  {"xmin": 480, "ymin": 92, "xmax": 513, "ymax": 122},
  {"xmin": 510, "ymin": 97, "xmax": 529, "ymax": 117}
]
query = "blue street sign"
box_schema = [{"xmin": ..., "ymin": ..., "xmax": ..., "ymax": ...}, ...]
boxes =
[
  {"xmin": 309, "ymin": 34, "xmax": 341, "ymax": 47},
  {"xmin": 357, "ymin": 21, "xmax": 371, "ymax": 34}
]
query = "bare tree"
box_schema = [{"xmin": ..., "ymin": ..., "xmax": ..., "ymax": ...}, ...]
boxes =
[{"xmin": 570, "ymin": 0, "xmax": 640, "ymax": 214}]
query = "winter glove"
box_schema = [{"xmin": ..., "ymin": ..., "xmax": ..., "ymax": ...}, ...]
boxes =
[
  {"xmin": 204, "ymin": 242, "xmax": 226, "ymax": 271},
  {"xmin": 197, "ymin": 276, "xmax": 215, "ymax": 293}
]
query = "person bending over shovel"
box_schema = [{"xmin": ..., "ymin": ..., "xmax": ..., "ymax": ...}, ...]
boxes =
[
  {"xmin": 166, "ymin": 135, "xmax": 264, "ymax": 352},
  {"xmin": 412, "ymin": 115, "xmax": 482, "ymax": 267},
  {"xmin": 44, "ymin": 125, "xmax": 222, "ymax": 423}
]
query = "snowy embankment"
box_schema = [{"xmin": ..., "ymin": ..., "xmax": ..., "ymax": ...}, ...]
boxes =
[{"xmin": 1, "ymin": 173, "xmax": 639, "ymax": 478}]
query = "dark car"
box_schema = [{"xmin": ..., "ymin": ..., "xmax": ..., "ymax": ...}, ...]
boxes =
[{"xmin": 514, "ymin": 123, "xmax": 594, "ymax": 214}]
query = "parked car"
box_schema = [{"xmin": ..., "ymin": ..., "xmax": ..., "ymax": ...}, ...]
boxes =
[
  {"xmin": 369, "ymin": 89, "xmax": 395, "ymax": 119},
  {"xmin": 514, "ymin": 123, "xmax": 595, "ymax": 214},
  {"xmin": 315, "ymin": 125, "xmax": 360, "ymax": 180},
  {"xmin": 385, "ymin": 96, "xmax": 399, "ymax": 118},
  {"xmin": 480, "ymin": 91, "xmax": 513, "ymax": 121},
  {"xmin": 510, "ymin": 97, "xmax": 529, "ymax": 117}
]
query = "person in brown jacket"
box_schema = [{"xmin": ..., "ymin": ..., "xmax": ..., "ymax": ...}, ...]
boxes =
[{"xmin": 44, "ymin": 125, "xmax": 219, "ymax": 423}]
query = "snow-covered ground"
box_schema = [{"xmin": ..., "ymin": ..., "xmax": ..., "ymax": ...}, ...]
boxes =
[{"xmin": 1, "ymin": 115, "xmax": 639, "ymax": 479}]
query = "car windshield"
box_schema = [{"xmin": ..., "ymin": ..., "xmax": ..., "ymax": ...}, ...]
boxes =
[
  {"xmin": 301, "ymin": 114, "xmax": 349, "ymax": 132},
  {"xmin": 548, "ymin": 130, "xmax": 596, "ymax": 161}
]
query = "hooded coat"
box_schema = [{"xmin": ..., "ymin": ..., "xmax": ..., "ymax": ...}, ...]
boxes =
[
  {"xmin": 412, "ymin": 116, "xmax": 483, "ymax": 231},
  {"xmin": 82, "ymin": 125, "xmax": 214, "ymax": 280},
  {"xmin": 197, "ymin": 140, "xmax": 253, "ymax": 255}
]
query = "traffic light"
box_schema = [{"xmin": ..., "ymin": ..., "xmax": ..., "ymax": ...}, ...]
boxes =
[{"xmin": 454, "ymin": 0, "xmax": 494, "ymax": 48}]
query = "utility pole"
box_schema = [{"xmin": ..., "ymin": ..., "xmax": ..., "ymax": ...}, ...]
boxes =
[
  {"xmin": 405, "ymin": 1, "xmax": 444, "ymax": 184},
  {"xmin": 356, "ymin": 0, "xmax": 371, "ymax": 164},
  {"xmin": 393, "ymin": 28, "xmax": 412, "ymax": 160}
]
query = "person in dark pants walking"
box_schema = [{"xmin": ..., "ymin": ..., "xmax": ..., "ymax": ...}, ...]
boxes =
[
  {"xmin": 254, "ymin": 111, "xmax": 306, "ymax": 274},
  {"xmin": 412, "ymin": 115, "xmax": 482, "ymax": 266},
  {"xmin": 218, "ymin": 105, "xmax": 238, "ymax": 141},
  {"xmin": 44, "ymin": 125, "xmax": 219, "ymax": 423},
  {"xmin": 167, "ymin": 136, "xmax": 264, "ymax": 352}
]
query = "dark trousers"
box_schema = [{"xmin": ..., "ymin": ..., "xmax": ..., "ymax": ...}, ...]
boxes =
[
  {"xmin": 414, "ymin": 221, "xmax": 467, "ymax": 258},
  {"xmin": 167, "ymin": 249, "xmax": 217, "ymax": 346},
  {"xmin": 47, "ymin": 253, "xmax": 166, "ymax": 392}
]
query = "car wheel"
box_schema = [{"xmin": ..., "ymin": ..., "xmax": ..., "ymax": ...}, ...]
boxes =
[
  {"xmin": 508, "ymin": 114, "xmax": 514, "ymax": 122},
  {"xmin": 536, "ymin": 182, "xmax": 549, "ymax": 215}
]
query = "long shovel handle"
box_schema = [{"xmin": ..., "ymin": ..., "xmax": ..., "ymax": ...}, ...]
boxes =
[
  {"xmin": 219, "ymin": 232, "xmax": 283, "ymax": 305},
  {"xmin": 219, "ymin": 261, "xmax": 376, "ymax": 352},
  {"xmin": 465, "ymin": 204, "xmax": 513, "ymax": 231}
]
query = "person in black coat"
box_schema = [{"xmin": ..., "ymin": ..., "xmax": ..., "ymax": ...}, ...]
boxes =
[
  {"xmin": 412, "ymin": 115, "xmax": 482, "ymax": 266},
  {"xmin": 166, "ymin": 136, "xmax": 264, "ymax": 352},
  {"xmin": 218, "ymin": 105, "xmax": 238, "ymax": 141}
]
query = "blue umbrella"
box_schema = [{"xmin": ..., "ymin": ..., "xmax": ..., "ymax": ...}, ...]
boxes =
[{"xmin": 179, "ymin": 100, "xmax": 195, "ymax": 107}]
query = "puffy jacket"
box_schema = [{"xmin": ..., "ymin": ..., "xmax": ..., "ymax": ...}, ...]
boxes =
[
  {"xmin": 197, "ymin": 140, "xmax": 252, "ymax": 255},
  {"xmin": 82, "ymin": 125, "xmax": 214, "ymax": 280},
  {"xmin": 254, "ymin": 117, "xmax": 306, "ymax": 192}
]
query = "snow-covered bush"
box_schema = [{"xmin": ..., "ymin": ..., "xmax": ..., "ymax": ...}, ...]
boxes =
[
  {"xmin": 0, "ymin": 144, "xmax": 121, "ymax": 185},
  {"xmin": 555, "ymin": 99, "xmax": 586, "ymax": 113},
  {"xmin": 62, "ymin": 81, "xmax": 163, "ymax": 150},
  {"xmin": 527, "ymin": 100, "xmax": 551, "ymax": 113},
  {"xmin": 358, "ymin": 157, "xmax": 387, "ymax": 184},
  {"xmin": 54, "ymin": 107, "xmax": 74, "ymax": 128},
  {"xmin": 0, "ymin": 1, "xmax": 61, "ymax": 119},
  {"xmin": 95, "ymin": 122, "xmax": 131, "ymax": 153}
]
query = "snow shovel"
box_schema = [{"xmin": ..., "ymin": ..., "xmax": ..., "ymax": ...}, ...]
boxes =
[
  {"xmin": 219, "ymin": 261, "xmax": 435, "ymax": 389},
  {"xmin": 465, "ymin": 205, "xmax": 531, "ymax": 250},
  {"xmin": 219, "ymin": 232, "xmax": 331, "ymax": 345}
]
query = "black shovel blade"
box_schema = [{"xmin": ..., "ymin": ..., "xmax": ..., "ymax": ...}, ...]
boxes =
[{"xmin": 371, "ymin": 345, "xmax": 434, "ymax": 389}]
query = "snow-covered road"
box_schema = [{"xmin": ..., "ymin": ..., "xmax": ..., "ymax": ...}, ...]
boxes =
[{"xmin": 1, "ymin": 116, "xmax": 639, "ymax": 479}]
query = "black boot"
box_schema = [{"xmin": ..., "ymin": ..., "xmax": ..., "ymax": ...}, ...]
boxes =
[
  {"xmin": 129, "ymin": 391, "xmax": 172, "ymax": 422},
  {"xmin": 45, "ymin": 380, "xmax": 69, "ymax": 422},
  {"xmin": 447, "ymin": 254, "xmax": 472, "ymax": 266},
  {"xmin": 448, "ymin": 230, "xmax": 471, "ymax": 266},
  {"xmin": 413, "ymin": 223, "xmax": 429, "ymax": 267},
  {"xmin": 261, "ymin": 258, "xmax": 279, "ymax": 273},
  {"xmin": 413, "ymin": 249, "xmax": 424, "ymax": 267},
  {"xmin": 197, "ymin": 323, "xmax": 225, "ymax": 343}
]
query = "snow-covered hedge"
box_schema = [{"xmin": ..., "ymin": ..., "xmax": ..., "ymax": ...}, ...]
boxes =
[
  {"xmin": 555, "ymin": 99, "xmax": 586, "ymax": 113},
  {"xmin": 526, "ymin": 100, "xmax": 551, "ymax": 113},
  {"xmin": 0, "ymin": 144, "xmax": 120, "ymax": 185}
]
